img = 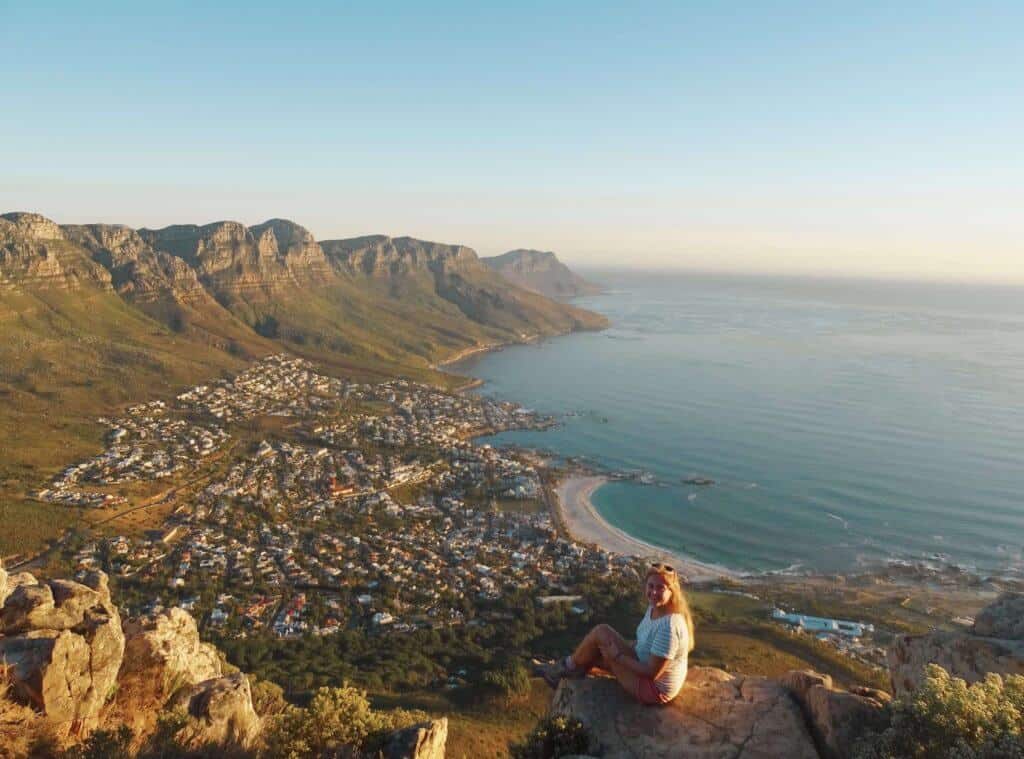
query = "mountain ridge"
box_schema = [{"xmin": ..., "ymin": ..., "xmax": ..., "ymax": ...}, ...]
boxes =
[
  {"xmin": 0, "ymin": 210, "xmax": 608, "ymax": 558},
  {"xmin": 483, "ymin": 248, "xmax": 603, "ymax": 299}
]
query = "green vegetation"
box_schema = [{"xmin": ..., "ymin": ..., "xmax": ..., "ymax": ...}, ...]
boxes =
[
  {"xmin": 264, "ymin": 684, "xmax": 427, "ymax": 759},
  {"xmin": 510, "ymin": 716, "xmax": 590, "ymax": 759},
  {"xmin": 854, "ymin": 665, "xmax": 1024, "ymax": 759}
]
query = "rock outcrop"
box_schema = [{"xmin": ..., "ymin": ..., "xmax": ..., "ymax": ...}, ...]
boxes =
[
  {"xmin": 0, "ymin": 569, "xmax": 261, "ymax": 752},
  {"xmin": 0, "ymin": 571, "xmax": 124, "ymax": 736},
  {"xmin": 120, "ymin": 606, "xmax": 223, "ymax": 692},
  {"xmin": 552, "ymin": 668, "xmax": 819, "ymax": 759},
  {"xmin": 382, "ymin": 717, "xmax": 449, "ymax": 759},
  {"xmin": 780, "ymin": 670, "xmax": 888, "ymax": 759},
  {"xmin": 888, "ymin": 593, "xmax": 1024, "ymax": 696},
  {"xmin": 167, "ymin": 672, "xmax": 261, "ymax": 749},
  {"xmin": 482, "ymin": 248, "xmax": 603, "ymax": 299}
]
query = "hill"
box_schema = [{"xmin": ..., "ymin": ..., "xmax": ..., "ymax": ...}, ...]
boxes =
[
  {"xmin": 482, "ymin": 249, "xmax": 603, "ymax": 299},
  {"xmin": 0, "ymin": 212, "xmax": 607, "ymax": 556}
]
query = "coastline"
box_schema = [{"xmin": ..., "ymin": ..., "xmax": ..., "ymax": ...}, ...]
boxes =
[{"xmin": 554, "ymin": 475, "xmax": 740, "ymax": 582}]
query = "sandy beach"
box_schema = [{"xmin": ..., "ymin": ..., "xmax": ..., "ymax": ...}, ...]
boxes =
[{"xmin": 555, "ymin": 475, "xmax": 740, "ymax": 582}]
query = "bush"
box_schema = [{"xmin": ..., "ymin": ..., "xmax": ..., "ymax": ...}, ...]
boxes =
[
  {"xmin": 482, "ymin": 661, "xmax": 531, "ymax": 702},
  {"xmin": 511, "ymin": 715, "xmax": 590, "ymax": 759},
  {"xmin": 854, "ymin": 664, "xmax": 1024, "ymax": 759},
  {"xmin": 263, "ymin": 684, "xmax": 426, "ymax": 759}
]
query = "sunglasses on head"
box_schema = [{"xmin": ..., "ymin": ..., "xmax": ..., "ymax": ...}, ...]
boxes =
[{"xmin": 650, "ymin": 562, "xmax": 675, "ymax": 574}]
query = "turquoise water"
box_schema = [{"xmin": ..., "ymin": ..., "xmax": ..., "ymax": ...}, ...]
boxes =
[{"xmin": 457, "ymin": 271, "xmax": 1024, "ymax": 575}]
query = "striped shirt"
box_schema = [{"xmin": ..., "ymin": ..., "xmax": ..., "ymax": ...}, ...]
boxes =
[{"xmin": 634, "ymin": 606, "xmax": 689, "ymax": 698}]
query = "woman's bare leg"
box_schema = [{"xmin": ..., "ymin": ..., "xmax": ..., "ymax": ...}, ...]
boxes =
[
  {"xmin": 602, "ymin": 650, "xmax": 641, "ymax": 697},
  {"xmin": 571, "ymin": 624, "xmax": 632, "ymax": 672}
]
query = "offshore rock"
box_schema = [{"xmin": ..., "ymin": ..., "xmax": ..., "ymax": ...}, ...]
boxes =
[
  {"xmin": 0, "ymin": 571, "xmax": 124, "ymax": 735},
  {"xmin": 552, "ymin": 667, "xmax": 818, "ymax": 759},
  {"xmin": 167, "ymin": 672, "xmax": 261, "ymax": 749},
  {"xmin": 382, "ymin": 717, "xmax": 448, "ymax": 759},
  {"xmin": 780, "ymin": 670, "xmax": 887, "ymax": 759}
]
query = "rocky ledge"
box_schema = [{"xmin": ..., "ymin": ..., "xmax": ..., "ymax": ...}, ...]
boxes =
[{"xmin": 551, "ymin": 666, "xmax": 890, "ymax": 759}]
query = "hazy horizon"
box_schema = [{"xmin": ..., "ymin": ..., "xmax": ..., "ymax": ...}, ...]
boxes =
[{"xmin": 3, "ymin": 2, "xmax": 1021, "ymax": 283}]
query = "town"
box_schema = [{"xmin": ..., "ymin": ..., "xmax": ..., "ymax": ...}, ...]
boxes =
[{"xmin": 51, "ymin": 355, "xmax": 626, "ymax": 640}]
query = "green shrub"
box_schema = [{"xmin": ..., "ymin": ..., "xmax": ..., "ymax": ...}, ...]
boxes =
[
  {"xmin": 263, "ymin": 684, "xmax": 426, "ymax": 759},
  {"xmin": 854, "ymin": 664, "xmax": 1024, "ymax": 759},
  {"xmin": 510, "ymin": 715, "xmax": 590, "ymax": 759},
  {"xmin": 482, "ymin": 661, "xmax": 531, "ymax": 702}
]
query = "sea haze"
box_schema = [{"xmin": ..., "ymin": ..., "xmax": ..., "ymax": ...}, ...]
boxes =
[{"xmin": 456, "ymin": 270, "xmax": 1024, "ymax": 575}]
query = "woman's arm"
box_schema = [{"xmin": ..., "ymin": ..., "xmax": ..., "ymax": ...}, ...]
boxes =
[{"xmin": 613, "ymin": 650, "xmax": 670, "ymax": 680}]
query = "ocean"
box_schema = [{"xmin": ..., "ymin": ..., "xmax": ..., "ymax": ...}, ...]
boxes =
[{"xmin": 453, "ymin": 270, "xmax": 1024, "ymax": 576}]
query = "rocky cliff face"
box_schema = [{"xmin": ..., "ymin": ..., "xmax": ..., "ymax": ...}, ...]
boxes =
[
  {"xmin": 0, "ymin": 213, "xmax": 112, "ymax": 292},
  {"xmin": 482, "ymin": 248, "xmax": 602, "ymax": 299},
  {"xmin": 140, "ymin": 219, "xmax": 333, "ymax": 298},
  {"xmin": 63, "ymin": 224, "xmax": 208, "ymax": 302},
  {"xmin": 322, "ymin": 235, "xmax": 479, "ymax": 278},
  {"xmin": 888, "ymin": 591, "xmax": 1024, "ymax": 696}
]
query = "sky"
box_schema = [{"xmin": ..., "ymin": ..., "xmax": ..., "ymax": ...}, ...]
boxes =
[{"xmin": 2, "ymin": 1, "xmax": 1022, "ymax": 282}]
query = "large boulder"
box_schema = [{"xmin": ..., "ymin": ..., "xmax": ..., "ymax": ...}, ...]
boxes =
[
  {"xmin": 973, "ymin": 593, "xmax": 1024, "ymax": 639},
  {"xmin": 167, "ymin": 672, "xmax": 261, "ymax": 749},
  {"xmin": 382, "ymin": 718, "xmax": 448, "ymax": 759},
  {"xmin": 780, "ymin": 670, "xmax": 888, "ymax": 759},
  {"xmin": 551, "ymin": 668, "xmax": 819, "ymax": 759},
  {"xmin": 0, "ymin": 571, "xmax": 124, "ymax": 735},
  {"xmin": 121, "ymin": 607, "xmax": 222, "ymax": 694}
]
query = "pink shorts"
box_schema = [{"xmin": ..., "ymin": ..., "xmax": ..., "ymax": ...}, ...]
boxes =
[{"xmin": 635, "ymin": 677, "xmax": 671, "ymax": 705}]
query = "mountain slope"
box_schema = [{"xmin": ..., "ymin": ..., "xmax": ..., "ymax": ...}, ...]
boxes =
[
  {"xmin": 482, "ymin": 248, "xmax": 603, "ymax": 299},
  {"xmin": 0, "ymin": 212, "xmax": 607, "ymax": 555}
]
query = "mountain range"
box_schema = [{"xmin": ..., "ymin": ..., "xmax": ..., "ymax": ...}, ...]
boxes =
[{"xmin": 0, "ymin": 211, "xmax": 606, "ymax": 548}]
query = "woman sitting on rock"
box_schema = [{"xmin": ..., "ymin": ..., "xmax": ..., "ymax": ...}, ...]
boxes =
[{"xmin": 537, "ymin": 562, "xmax": 694, "ymax": 705}]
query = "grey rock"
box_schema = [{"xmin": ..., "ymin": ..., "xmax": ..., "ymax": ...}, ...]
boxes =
[
  {"xmin": 552, "ymin": 667, "xmax": 818, "ymax": 759},
  {"xmin": 382, "ymin": 717, "xmax": 448, "ymax": 759}
]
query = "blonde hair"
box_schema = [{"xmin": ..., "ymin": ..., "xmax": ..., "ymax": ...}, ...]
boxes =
[{"xmin": 646, "ymin": 564, "xmax": 696, "ymax": 652}]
